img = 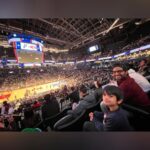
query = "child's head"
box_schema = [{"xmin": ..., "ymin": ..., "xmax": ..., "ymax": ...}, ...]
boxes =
[{"xmin": 102, "ymin": 85, "xmax": 123, "ymax": 107}]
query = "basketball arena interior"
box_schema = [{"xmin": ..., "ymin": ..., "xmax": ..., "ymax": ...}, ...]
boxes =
[{"xmin": 0, "ymin": 18, "xmax": 150, "ymax": 132}]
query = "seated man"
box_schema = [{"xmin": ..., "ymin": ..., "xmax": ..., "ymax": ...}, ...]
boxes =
[
  {"xmin": 93, "ymin": 77, "xmax": 103, "ymax": 102},
  {"xmin": 112, "ymin": 63, "xmax": 150, "ymax": 109},
  {"xmin": 41, "ymin": 94, "xmax": 60, "ymax": 120},
  {"xmin": 83, "ymin": 85, "xmax": 132, "ymax": 131},
  {"xmin": 67, "ymin": 85, "xmax": 97, "ymax": 118},
  {"xmin": 68, "ymin": 86, "xmax": 80, "ymax": 110},
  {"xmin": 54, "ymin": 85, "xmax": 97, "ymax": 130}
]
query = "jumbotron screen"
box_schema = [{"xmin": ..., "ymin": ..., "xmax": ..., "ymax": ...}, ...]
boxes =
[
  {"xmin": 15, "ymin": 42, "xmax": 43, "ymax": 63},
  {"xmin": 8, "ymin": 34, "xmax": 44, "ymax": 64}
]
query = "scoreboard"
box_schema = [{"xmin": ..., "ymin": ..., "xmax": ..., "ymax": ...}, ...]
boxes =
[{"xmin": 8, "ymin": 34, "xmax": 44, "ymax": 64}]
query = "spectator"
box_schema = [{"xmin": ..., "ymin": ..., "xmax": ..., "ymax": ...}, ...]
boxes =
[
  {"xmin": 112, "ymin": 63, "xmax": 150, "ymax": 109},
  {"xmin": 1, "ymin": 101, "xmax": 10, "ymax": 115},
  {"xmin": 8, "ymin": 104, "xmax": 14, "ymax": 115},
  {"xmin": 138, "ymin": 59, "xmax": 150, "ymax": 76},
  {"xmin": 22, "ymin": 107, "xmax": 40, "ymax": 129},
  {"xmin": 7, "ymin": 115, "xmax": 18, "ymax": 131},
  {"xmin": 68, "ymin": 86, "xmax": 80, "ymax": 109},
  {"xmin": 83, "ymin": 85, "xmax": 132, "ymax": 131},
  {"xmin": 41, "ymin": 94, "xmax": 60, "ymax": 120},
  {"xmin": 32, "ymin": 101, "xmax": 41, "ymax": 109},
  {"xmin": 0, "ymin": 117, "xmax": 5, "ymax": 129},
  {"xmin": 128, "ymin": 68, "xmax": 150, "ymax": 93},
  {"xmin": 67, "ymin": 84, "xmax": 97, "ymax": 118},
  {"xmin": 93, "ymin": 78, "xmax": 103, "ymax": 102}
]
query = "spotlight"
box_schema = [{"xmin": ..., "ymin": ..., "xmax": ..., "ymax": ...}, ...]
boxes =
[
  {"xmin": 13, "ymin": 33, "xmax": 17, "ymax": 37},
  {"xmin": 9, "ymin": 71, "xmax": 14, "ymax": 74},
  {"xmin": 135, "ymin": 21, "xmax": 141, "ymax": 25},
  {"xmin": 27, "ymin": 70, "xmax": 30, "ymax": 73}
]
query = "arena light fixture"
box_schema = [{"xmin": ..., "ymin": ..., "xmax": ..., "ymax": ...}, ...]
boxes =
[
  {"xmin": 135, "ymin": 21, "xmax": 141, "ymax": 25},
  {"xmin": 27, "ymin": 70, "xmax": 30, "ymax": 73},
  {"xmin": 9, "ymin": 71, "xmax": 14, "ymax": 74},
  {"xmin": 13, "ymin": 33, "xmax": 17, "ymax": 37}
]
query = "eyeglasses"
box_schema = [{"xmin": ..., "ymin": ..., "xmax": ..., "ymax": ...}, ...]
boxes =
[{"xmin": 112, "ymin": 70, "xmax": 124, "ymax": 74}]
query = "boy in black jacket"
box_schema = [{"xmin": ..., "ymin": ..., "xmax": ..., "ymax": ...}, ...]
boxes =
[{"xmin": 83, "ymin": 85, "xmax": 132, "ymax": 131}]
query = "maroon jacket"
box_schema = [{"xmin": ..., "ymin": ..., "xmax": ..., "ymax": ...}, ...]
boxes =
[{"xmin": 117, "ymin": 76, "xmax": 150, "ymax": 107}]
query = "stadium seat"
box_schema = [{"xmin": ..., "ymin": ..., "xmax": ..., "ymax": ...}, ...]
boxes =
[
  {"xmin": 43, "ymin": 106, "xmax": 72, "ymax": 130},
  {"xmin": 121, "ymin": 103, "xmax": 150, "ymax": 131},
  {"xmin": 53, "ymin": 101, "xmax": 101, "ymax": 131},
  {"xmin": 53, "ymin": 110, "xmax": 86, "ymax": 131},
  {"xmin": 86, "ymin": 100, "xmax": 101, "ymax": 113},
  {"xmin": 146, "ymin": 90, "xmax": 150, "ymax": 99}
]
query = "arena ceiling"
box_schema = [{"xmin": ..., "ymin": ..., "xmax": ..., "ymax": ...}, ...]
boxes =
[{"xmin": 0, "ymin": 18, "xmax": 149, "ymax": 51}]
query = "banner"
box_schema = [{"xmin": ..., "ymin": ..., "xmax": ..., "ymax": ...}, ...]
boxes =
[{"xmin": 0, "ymin": 80, "xmax": 66, "ymax": 102}]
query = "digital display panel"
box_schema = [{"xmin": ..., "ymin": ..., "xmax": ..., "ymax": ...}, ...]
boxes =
[
  {"xmin": 15, "ymin": 42, "xmax": 43, "ymax": 63},
  {"xmin": 88, "ymin": 45, "xmax": 99, "ymax": 52}
]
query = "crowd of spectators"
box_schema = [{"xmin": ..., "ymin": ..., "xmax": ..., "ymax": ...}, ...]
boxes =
[
  {"xmin": 0, "ymin": 33, "xmax": 150, "ymax": 132},
  {"xmin": 0, "ymin": 55, "xmax": 149, "ymax": 132},
  {"xmin": 44, "ymin": 36, "xmax": 150, "ymax": 62}
]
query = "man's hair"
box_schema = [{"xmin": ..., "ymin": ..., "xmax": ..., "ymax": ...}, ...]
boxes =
[
  {"xmin": 103, "ymin": 85, "xmax": 124, "ymax": 101},
  {"xmin": 44, "ymin": 94, "xmax": 51, "ymax": 101},
  {"xmin": 3, "ymin": 101, "xmax": 7, "ymax": 105},
  {"xmin": 112, "ymin": 63, "xmax": 128, "ymax": 71},
  {"xmin": 79, "ymin": 85, "xmax": 87, "ymax": 94},
  {"xmin": 93, "ymin": 76, "xmax": 98, "ymax": 81},
  {"xmin": 44, "ymin": 94, "xmax": 56, "ymax": 102},
  {"xmin": 71, "ymin": 86, "xmax": 75, "ymax": 91}
]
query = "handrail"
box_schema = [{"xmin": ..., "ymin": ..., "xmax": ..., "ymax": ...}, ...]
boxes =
[{"xmin": 121, "ymin": 103, "xmax": 150, "ymax": 115}]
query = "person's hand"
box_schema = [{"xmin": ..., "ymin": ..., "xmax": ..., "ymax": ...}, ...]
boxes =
[{"xmin": 89, "ymin": 112, "xmax": 94, "ymax": 121}]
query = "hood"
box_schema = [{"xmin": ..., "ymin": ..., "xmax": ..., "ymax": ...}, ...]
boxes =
[
  {"xmin": 84, "ymin": 93, "xmax": 96, "ymax": 103},
  {"xmin": 128, "ymin": 69, "xmax": 135, "ymax": 74}
]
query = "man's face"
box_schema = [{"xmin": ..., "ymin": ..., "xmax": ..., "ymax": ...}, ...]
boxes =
[{"xmin": 112, "ymin": 67, "xmax": 127, "ymax": 81}]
